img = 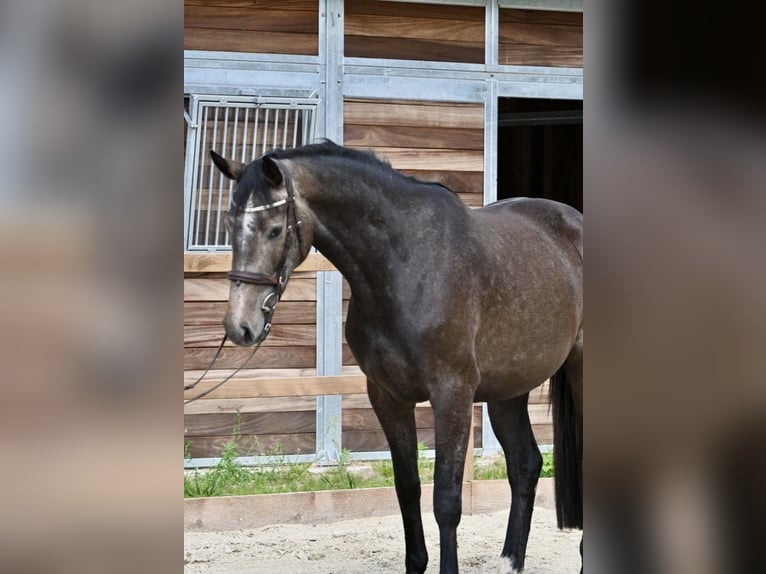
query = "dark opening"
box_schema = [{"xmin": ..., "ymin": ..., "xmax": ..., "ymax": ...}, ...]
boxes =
[{"xmin": 497, "ymin": 97, "xmax": 583, "ymax": 213}]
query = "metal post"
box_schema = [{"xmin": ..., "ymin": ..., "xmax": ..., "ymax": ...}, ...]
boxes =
[
  {"xmin": 485, "ymin": 0, "xmax": 499, "ymax": 68},
  {"xmin": 482, "ymin": 76, "xmax": 502, "ymax": 453},
  {"xmin": 315, "ymin": 0, "xmax": 345, "ymax": 464}
]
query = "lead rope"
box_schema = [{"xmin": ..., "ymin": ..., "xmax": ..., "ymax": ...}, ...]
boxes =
[{"xmin": 183, "ymin": 334, "xmax": 264, "ymax": 405}]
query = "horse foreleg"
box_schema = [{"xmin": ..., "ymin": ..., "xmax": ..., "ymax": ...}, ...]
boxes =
[
  {"xmin": 432, "ymin": 385, "xmax": 476, "ymax": 574},
  {"xmin": 488, "ymin": 394, "xmax": 542, "ymax": 573},
  {"xmin": 368, "ymin": 381, "xmax": 428, "ymax": 574}
]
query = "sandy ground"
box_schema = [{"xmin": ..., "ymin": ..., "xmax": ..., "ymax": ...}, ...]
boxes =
[{"xmin": 184, "ymin": 506, "xmax": 581, "ymax": 573}]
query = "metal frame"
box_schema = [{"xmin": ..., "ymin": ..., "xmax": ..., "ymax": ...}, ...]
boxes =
[
  {"xmin": 183, "ymin": 96, "xmax": 318, "ymax": 252},
  {"xmin": 184, "ymin": 0, "xmax": 582, "ymax": 466}
]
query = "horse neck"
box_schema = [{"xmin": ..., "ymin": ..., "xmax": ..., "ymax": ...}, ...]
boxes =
[{"xmin": 298, "ymin": 158, "xmax": 424, "ymax": 303}]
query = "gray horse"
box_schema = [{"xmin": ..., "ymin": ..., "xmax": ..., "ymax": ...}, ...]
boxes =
[{"xmin": 211, "ymin": 141, "xmax": 582, "ymax": 574}]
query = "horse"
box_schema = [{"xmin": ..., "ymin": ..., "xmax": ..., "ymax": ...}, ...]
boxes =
[{"xmin": 210, "ymin": 140, "xmax": 583, "ymax": 574}]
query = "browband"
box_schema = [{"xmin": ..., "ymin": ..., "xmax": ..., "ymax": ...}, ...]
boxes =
[{"xmin": 243, "ymin": 197, "xmax": 291, "ymax": 213}]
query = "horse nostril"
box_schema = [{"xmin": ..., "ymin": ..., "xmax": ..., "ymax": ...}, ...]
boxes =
[{"xmin": 240, "ymin": 323, "xmax": 255, "ymax": 345}]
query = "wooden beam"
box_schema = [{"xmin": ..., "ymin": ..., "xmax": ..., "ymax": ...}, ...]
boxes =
[
  {"xmin": 183, "ymin": 479, "xmax": 556, "ymax": 532},
  {"xmin": 183, "ymin": 373, "xmax": 368, "ymax": 401},
  {"xmin": 344, "ymin": 100, "xmax": 484, "ymax": 129},
  {"xmin": 184, "ymin": 252, "xmax": 336, "ymax": 273}
]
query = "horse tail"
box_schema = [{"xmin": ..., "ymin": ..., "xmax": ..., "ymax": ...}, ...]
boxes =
[{"xmin": 550, "ymin": 367, "xmax": 583, "ymax": 529}]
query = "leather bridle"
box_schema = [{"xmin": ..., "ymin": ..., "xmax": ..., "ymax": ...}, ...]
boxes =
[{"xmin": 184, "ymin": 164, "xmax": 304, "ymax": 404}]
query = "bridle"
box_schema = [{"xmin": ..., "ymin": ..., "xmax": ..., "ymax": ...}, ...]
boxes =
[{"xmin": 184, "ymin": 163, "xmax": 304, "ymax": 404}]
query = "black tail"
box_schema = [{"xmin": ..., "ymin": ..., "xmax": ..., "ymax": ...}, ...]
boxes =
[{"xmin": 550, "ymin": 368, "xmax": 582, "ymax": 529}]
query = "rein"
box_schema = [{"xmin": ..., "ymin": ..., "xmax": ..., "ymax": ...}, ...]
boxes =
[{"xmin": 184, "ymin": 166, "xmax": 303, "ymax": 405}]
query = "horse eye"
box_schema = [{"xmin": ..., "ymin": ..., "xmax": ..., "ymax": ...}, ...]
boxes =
[{"xmin": 267, "ymin": 226, "xmax": 283, "ymax": 240}]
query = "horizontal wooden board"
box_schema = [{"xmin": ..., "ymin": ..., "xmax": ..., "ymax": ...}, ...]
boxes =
[
  {"xmin": 345, "ymin": 14, "xmax": 483, "ymax": 43},
  {"xmin": 344, "ymin": 124, "xmax": 484, "ymax": 151},
  {"xmin": 399, "ymin": 170, "xmax": 483, "ymax": 195},
  {"xmin": 345, "ymin": 35, "xmax": 483, "ymax": 64},
  {"xmin": 345, "ymin": 1, "xmax": 484, "ymax": 22},
  {"xmin": 185, "ymin": 323, "xmax": 316, "ymax": 347},
  {"xmin": 500, "ymin": 8, "xmax": 582, "ymax": 27},
  {"xmin": 457, "ymin": 193, "xmax": 483, "ymax": 208},
  {"xmin": 498, "ymin": 9, "xmax": 582, "ymax": 68},
  {"xmin": 184, "ymin": 277, "xmax": 316, "ymax": 301},
  {"xmin": 184, "ymin": 395, "xmax": 318, "ymax": 415},
  {"xmin": 183, "ymin": 373, "xmax": 368, "ymax": 400},
  {"xmin": 184, "ymin": 28, "xmax": 318, "ymax": 56},
  {"xmin": 185, "ymin": 411, "xmax": 316, "ymax": 436},
  {"xmin": 185, "ymin": 345, "xmax": 315, "ymax": 370},
  {"xmin": 186, "ymin": 433, "xmax": 315, "ymax": 458},
  {"xmin": 184, "ymin": 6, "xmax": 318, "ymax": 34},
  {"xmin": 184, "ymin": 252, "xmax": 335, "ymax": 273},
  {"xmin": 185, "ymin": 1, "xmax": 318, "ymax": 10},
  {"xmin": 344, "ymin": 100, "xmax": 484, "ymax": 130},
  {"xmin": 498, "ymin": 44, "xmax": 582, "ymax": 67},
  {"xmin": 499, "ymin": 21, "xmax": 582, "ymax": 48},
  {"xmin": 183, "ymin": 481, "xmax": 555, "ymax": 532},
  {"xmin": 185, "ymin": 301, "xmax": 318, "ymax": 325},
  {"xmin": 184, "ymin": 344, "xmax": 356, "ymax": 370},
  {"xmin": 360, "ymin": 147, "xmax": 484, "ymax": 172}
]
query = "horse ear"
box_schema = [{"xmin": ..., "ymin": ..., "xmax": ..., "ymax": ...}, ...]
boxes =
[
  {"xmin": 210, "ymin": 150, "xmax": 244, "ymax": 181},
  {"xmin": 262, "ymin": 156, "xmax": 284, "ymax": 187}
]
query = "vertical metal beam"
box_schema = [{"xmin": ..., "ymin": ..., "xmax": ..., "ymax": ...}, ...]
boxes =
[
  {"xmin": 483, "ymin": 79, "xmax": 498, "ymax": 206},
  {"xmin": 183, "ymin": 96, "xmax": 200, "ymax": 251},
  {"xmin": 482, "ymin": 75, "xmax": 501, "ymax": 453},
  {"xmin": 315, "ymin": 0, "xmax": 345, "ymax": 464},
  {"xmin": 485, "ymin": 0, "xmax": 499, "ymax": 67}
]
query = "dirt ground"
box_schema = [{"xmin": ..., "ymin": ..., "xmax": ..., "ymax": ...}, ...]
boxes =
[{"xmin": 184, "ymin": 506, "xmax": 581, "ymax": 573}]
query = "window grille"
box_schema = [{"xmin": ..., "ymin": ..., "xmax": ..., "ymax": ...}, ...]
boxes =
[{"xmin": 184, "ymin": 96, "xmax": 318, "ymax": 252}]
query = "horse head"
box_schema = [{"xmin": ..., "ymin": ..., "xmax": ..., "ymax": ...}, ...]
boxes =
[{"xmin": 211, "ymin": 150, "xmax": 312, "ymax": 346}]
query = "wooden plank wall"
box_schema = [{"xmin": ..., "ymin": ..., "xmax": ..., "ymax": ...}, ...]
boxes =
[
  {"xmin": 345, "ymin": 0, "xmax": 485, "ymax": 63},
  {"xmin": 184, "ymin": 0, "xmax": 319, "ymax": 56},
  {"xmin": 344, "ymin": 99, "xmax": 485, "ymax": 207},
  {"xmin": 499, "ymin": 8, "xmax": 582, "ymax": 67},
  {"xmin": 184, "ymin": 270, "xmax": 321, "ymax": 458}
]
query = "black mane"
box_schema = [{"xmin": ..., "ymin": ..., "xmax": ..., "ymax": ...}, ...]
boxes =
[{"xmin": 232, "ymin": 140, "xmax": 454, "ymax": 208}]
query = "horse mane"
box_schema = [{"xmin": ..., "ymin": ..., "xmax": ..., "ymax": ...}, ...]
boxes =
[{"xmin": 233, "ymin": 140, "xmax": 455, "ymax": 208}]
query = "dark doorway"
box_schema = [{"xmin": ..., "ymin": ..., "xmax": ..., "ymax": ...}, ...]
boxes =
[{"xmin": 497, "ymin": 97, "xmax": 582, "ymax": 213}]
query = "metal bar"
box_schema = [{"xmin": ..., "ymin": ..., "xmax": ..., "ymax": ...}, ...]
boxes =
[
  {"xmin": 255, "ymin": 107, "xmax": 261, "ymax": 161},
  {"xmin": 204, "ymin": 106, "xmax": 219, "ymax": 247},
  {"xmin": 315, "ymin": 0, "xmax": 345, "ymax": 465},
  {"xmin": 375, "ymin": 0, "xmax": 486, "ymax": 6},
  {"xmin": 183, "ymin": 96, "xmax": 201, "ymax": 251},
  {"xmin": 498, "ymin": 0, "xmax": 582, "ymax": 11},
  {"xmin": 262, "ymin": 109, "xmax": 270, "ymax": 156},
  {"xmin": 485, "ymin": 0, "xmax": 499, "ymax": 67},
  {"xmin": 272, "ymin": 108, "xmax": 280, "ymax": 151},
  {"xmin": 194, "ymin": 105, "xmax": 210, "ymax": 249},
  {"xmin": 483, "ymin": 78, "xmax": 499, "ymax": 206},
  {"xmin": 214, "ymin": 106, "xmax": 231, "ymax": 245},
  {"xmin": 282, "ymin": 106, "xmax": 289, "ymax": 149},
  {"xmin": 292, "ymin": 109, "xmax": 299, "ymax": 148}
]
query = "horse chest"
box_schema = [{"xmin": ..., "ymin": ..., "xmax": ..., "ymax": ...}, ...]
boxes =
[{"xmin": 345, "ymin": 305, "xmax": 428, "ymax": 402}]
